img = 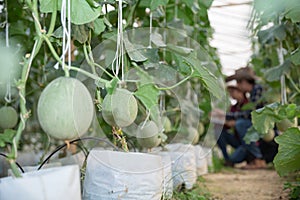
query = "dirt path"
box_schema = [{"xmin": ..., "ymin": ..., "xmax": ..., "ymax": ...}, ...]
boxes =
[{"xmin": 199, "ymin": 168, "xmax": 289, "ymax": 200}]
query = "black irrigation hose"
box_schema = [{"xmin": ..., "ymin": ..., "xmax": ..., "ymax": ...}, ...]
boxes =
[
  {"xmin": 0, "ymin": 153, "xmax": 25, "ymax": 173},
  {"xmin": 37, "ymin": 137, "xmax": 119, "ymax": 170}
]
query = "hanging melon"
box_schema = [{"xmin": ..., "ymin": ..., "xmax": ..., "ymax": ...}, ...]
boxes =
[
  {"xmin": 102, "ymin": 88, "xmax": 138, "ymax": 128},
  {"xmin": 276, "ymin": 118, "xmax": 298, "ymax": 132},
  {"xmin": 136, "ymin": 121, "xmax": 161, "ymax": 149},
  {"xmin": 37, "ymin": 77, "xmax": 94, "ymax": 140},
  {"xmin": 263, "ymin": 129, "xmax": 275, "ymax": 142},
  {"xmin": 0, "ymin": 106, "xmax": 18, "ymax": 129}
]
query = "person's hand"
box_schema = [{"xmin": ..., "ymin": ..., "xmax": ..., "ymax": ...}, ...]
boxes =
[
  {"xmin": 211, "ymin": 108, "xmax": 225, "ymax": 117},
  {"xmin": 225, "ymin": 120, "xmax": 235, "ymax": 128}
]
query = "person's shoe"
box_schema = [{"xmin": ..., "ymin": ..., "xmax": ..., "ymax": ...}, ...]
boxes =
[
  {"xmin": 241, "ymin": 159, "xmax": 267, "ymax": 170},
  {"xmin": 224, "ymin": 160, "xmax": 234, "ymax": 167}
]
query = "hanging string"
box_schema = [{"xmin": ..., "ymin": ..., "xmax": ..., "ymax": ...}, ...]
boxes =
[
  {"xmin": 112, "ymin": 0, "xmax": 125, "ymax": 82},
  {"xmin": 277, "ymin": 42, "xmax": 287, "ymax": 105},
  {"xmin": 148, "ymin": 12, "xmax": 153, "ymax": 48},
  {"xmin": 4, "ymin": 0, "xmax": 11, "ymax": 103},
  {"xmin": 59, "ymin": 0, "xmax": 71, "ymax": 72}
]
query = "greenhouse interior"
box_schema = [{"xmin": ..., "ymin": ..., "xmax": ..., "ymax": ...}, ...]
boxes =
[{"xmin": 0, "ymin": 0, "xmax": 300, "ymax": 199}]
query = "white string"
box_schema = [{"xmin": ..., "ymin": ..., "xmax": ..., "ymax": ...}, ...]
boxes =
[
  {"xmin": 148, "ymin": 12, "xmax": 152, "ymax": 48},
  {"xmin": 5, "ymin": 0, "xmax": 9, "ymax": 47},
  {"xmin": 59, "ymin": 0, "xmax": 71, "ymax": 70},
  {"xmin": 277, "ymin": 43, "xmax": 287, "ymax": 105},
  {"xmin": 67, "ymin": 0, "xmax": 71, "ymax": 69},
  {"xmin": 112, "ymin": 0, "xmax": 124, "ymax": 82},
  {"xmin": 4, "ymin": 0, "xmax": 11, "ymax": 103},
  {"xmin": 141, "ymin": 110, "xmax": 151, "ymax": 129}
]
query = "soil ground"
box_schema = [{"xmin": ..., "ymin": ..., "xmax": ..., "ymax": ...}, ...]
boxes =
[{"xmin": 198, "ymin": 167, "xmax": 290, "ymax": 200}]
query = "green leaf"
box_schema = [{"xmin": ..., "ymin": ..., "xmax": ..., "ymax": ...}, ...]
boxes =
[
  {"xmin": 150, "ymin": 0, "xmax": 169, "ymax": 11},
  {"xmin": 39, "ymin": 0, "xmax": 58, "ymax": 13},
  {"xmin": 134, "ymin": 84, "xmax": 159, "ymax": 110},
  {"xmin": 0, "ymin": 129, "xmax": 17, "ymax": 147},
  {"xmin": 166, "ymin": 44, "xmax": 194, "ymax": 56},
  {"xmin": 291, "ymin": 48, "xmax": 300, "ymax": 65},
  {"xmin": 72, "ymin": 24, "xmax": 92, "ymax": 44},
  {"xmin": 105, "ymin": 77, "xmax": 118, "ymax": 95},
  {"xmin": 124, "ymin": 34, "xmax": 148, "ymax": 62},
  {"xmin": 40, "ymin": 0, "xmax": 102, "ymax": 24},
  {"xmin": 264, "ymin": 60, "xmax": 292, "ymax": 82},
  {"xmin": 285, "ymin": 5, "xmax": 300, "ymax": 23},
  {"xmin": 252, "ymin": 108, "xmax": 277, "ymax": 134},
  {"xmin": 183, "ymin": 55, "xmax": 222, "ymax": 99},
  {"xmin": 93, "ymin": 18, "xmax": 106, "ymax": 35},
  {"xmin": 257, "ymin": 24, "xmax": 286, "ymax": 44},
  {"xmin": 274, "ymin": 128, "xmax": 300, "ymax": 176}
]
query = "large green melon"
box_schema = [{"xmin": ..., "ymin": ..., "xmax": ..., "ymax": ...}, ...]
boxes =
[
  {"xmin": 37, "ymin": 77, "xmax": 94, "ymax": 140},
  {"xmin": 102, "ymin": 88, "xmax": 138, "ymax": 128},
  {"xmin": 0, "ymin": 106, "xmax": 18, "ymax": 129},
  {"xmin": 137, "ymin": 121, "xmax": 161, "ymax": 149}
]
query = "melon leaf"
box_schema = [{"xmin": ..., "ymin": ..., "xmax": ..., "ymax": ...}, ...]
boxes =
[
  {"xmin": 134, "ymin": 83, "xmax": 159, "ymax": 110},
  {"xmin": 0, "ymin": 129, "xmax": 16, "ymax": 147},
  {"xmin": 274, "ymin": 128, "xmax": 300, "ymax": 176}
]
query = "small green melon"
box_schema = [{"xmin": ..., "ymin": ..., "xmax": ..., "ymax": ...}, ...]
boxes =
[
  {"xmin": 163, "ymin": 116, "xmax": 172, "ymax": 133},
  {"xmin": 37, "ymin": 77, "xmax": 94, "ymax": 140},
  {"xmin": 197, "ymin": 122, "xmax": 205, "ymax": 136},
  {"xmin": 263, "ymin": 129, "xmax": 275, "ymax": 142},
  {"xmin": 0, "ymin": 106, "xmax": 18, "ymax": 129},
  {"xmin": 102, "ymin": 88, "xmax": 138, "ymax": 128},
  {"xmin": 276, "ymin": 118, "xmax": 298, "ymax": 132},
  {"xmin": 137, "ymin": 121, "xmax": 161, "ymax": 149}
]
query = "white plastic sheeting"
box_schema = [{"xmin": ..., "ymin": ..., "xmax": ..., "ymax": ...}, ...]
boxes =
[
  {"xmin": 83, "ymin": 150, "xmax": 164, "ymax": 200},
  {"xmin": 194, "ymin": 145, "xmax": 208, "ymax": 176},
  {"xmin": 165, "ymin": 143, "xmax": 197, "ymax": 190},
  {"xmin": 150, "ymin": 151, "xmax": 174, "ymax": 199},
  {"xmin": 0, "ymin": 165, "xmax": 81, "ymax": 200}
]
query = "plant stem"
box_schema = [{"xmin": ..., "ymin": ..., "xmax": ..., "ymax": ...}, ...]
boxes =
[
  {"xmin": 9, "ymin": 38, "xmax": 44, "ymax": 178},
  {"xmin": 46, "ymin": 1, "xmax": 57, "ymax": 36},
  {"xmin": 42, "ymin": 35, "xmax": 110, "ymax": 85}
]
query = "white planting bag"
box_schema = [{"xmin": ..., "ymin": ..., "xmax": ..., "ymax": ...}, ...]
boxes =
[
  {"xmin": 151, "ymin": 151, "xmax": 173, "ymax": 199},
  {"xmin": 83, "ymin": 150, "xmax": 163, "ymax": 200},
  {"xmin": 0, "ymin": 165, "xmax": 81, "ymax": 200},
  {"xmin": 194, "ymin": 145, "xmax": 208, "ymax": 176},
  {"xmin": 202, "ymin": 147, "xmax": 213, "ymax": 168},
  {"xmin": 165, "ymin": 143, "xmax": 197, "ymax": 190}
]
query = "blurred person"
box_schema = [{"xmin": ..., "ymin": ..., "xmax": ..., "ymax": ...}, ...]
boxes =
[
  {"xmin": 216, "ymin": 84, "xmax": 249, "ymax": 166},
  {"xmin": 213, "ymin": 67, "xmax": 266, "ymax": 169}
]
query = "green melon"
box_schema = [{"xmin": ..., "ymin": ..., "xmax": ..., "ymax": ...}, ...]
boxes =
[
  {"xmin": 197, "ymin": 122, "xmax": 205, "ymax": 136},
  {"xmin": 262, "ymin": 129, "xmax": 275, "ymax": 142},
  {"xmin": 276, "ymin": 118, "xmax": 298, "ymax": 132},
  {"xmin": 186, "ymin": 126, "xmax": 199, "ymax": 145},
  {"xmin": 176, "ymin": 126, "xmax": 199, "ymax": 145},
  {"xmin": 163, "ymin": 116, "xmax": 172, "ymax": 133},
  {"xmin": 0, "ymin": 106, "xmax": 18, "ymax": 129},
  {"xmin": 137, "ymin": 121, "xmax": 161, "ymax": 148},
  {"xmin": 37, "ymin": 77, "xmax": 94, "ymax": 140},
  {"xmin": 102, "ymin": 88, "xmax": 138, "ymax": 128}
]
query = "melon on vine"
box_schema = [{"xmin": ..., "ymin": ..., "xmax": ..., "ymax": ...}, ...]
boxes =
[
  {"xmin": 197, "ymin": 122, "xmax": 205, "ymax": 136},
  {"xmin": 262, "ymin": 129, "xmax": 275, "ymax": 142},
  {"xmin": 136, "ymin": 121, "xmax": 161, "ymax": 149},
  {"xmin": 163, "ymin": 116, "xmax": 172, "ymax": 133},
  {"xmin": 102, "ymin": 88, "xmax": 138, "ymax": 128},
  {"xmin": 37, "ymin": 77, "xmax": 94, "ymax": 140},
  {"xmin": 0, "ymin": 106, "xmax": 18, "ymax": 129},
  {"xmin": 175, "ymin": 126, "xmax": 199, "ymax": 145},
  {"xmin": 276, "ymin": 118, "xmax": 298, "ymax": 132}
]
